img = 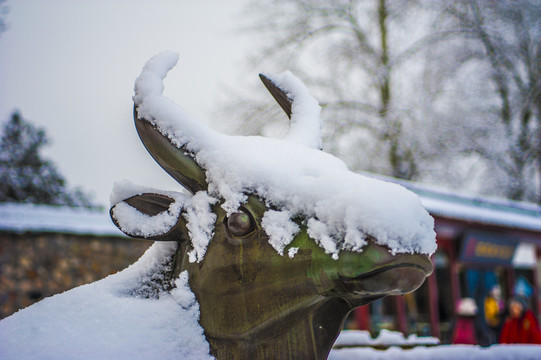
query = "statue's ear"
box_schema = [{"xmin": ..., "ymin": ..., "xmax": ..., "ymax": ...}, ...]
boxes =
[
  {"xmin": 134, "ymin": 106, "xmax": 208, "ymax": 194},
  {"xmin": 110, "ymin": 193, "xmax": 188, "ymax": 242}
]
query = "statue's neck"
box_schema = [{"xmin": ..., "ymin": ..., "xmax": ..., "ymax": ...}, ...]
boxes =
[{"xmin": 205, "ymin": 298, "xmax": 351, "ymax": 360}]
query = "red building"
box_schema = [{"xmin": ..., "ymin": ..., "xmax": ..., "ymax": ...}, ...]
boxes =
[{"xmin": 355, "ymin": 181, "xmax": 541, "ymax": 344}]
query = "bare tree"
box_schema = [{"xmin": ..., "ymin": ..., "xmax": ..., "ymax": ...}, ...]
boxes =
[
  {"xmin": 0, "ymin": 0, "xmax": 8, "ymax": 36},
  {"xmin": 434, "ymin": 0, "xmax": 541, "ymax": 202},
  {"xmin": 231, "ymin": 0, "xmax": 448, "ymax": 180}
]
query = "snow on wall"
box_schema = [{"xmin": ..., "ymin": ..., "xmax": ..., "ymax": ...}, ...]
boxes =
[{"xmin": 0, "ymin": 202, "xmax": 124, "ymax": 237}]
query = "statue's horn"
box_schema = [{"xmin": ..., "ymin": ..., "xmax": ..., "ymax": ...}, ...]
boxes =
[
  {"xmin": 259, "ymin": 72, "xmax": 322, "ymax": 150},
  {"xmin": 133, "ymin": 51, "xmax": 213, "ymax": 194}
]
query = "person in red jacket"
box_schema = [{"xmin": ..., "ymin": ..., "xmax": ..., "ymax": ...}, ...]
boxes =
[{"xmin": 499, "ymin": 296, "xmax": 541, "ymax": 344}]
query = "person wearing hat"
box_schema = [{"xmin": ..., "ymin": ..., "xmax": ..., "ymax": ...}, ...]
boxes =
[
  {"xmin": 452, "ymin": 298, "xmax": 479, "ymax": 344},
  {"xmin": 499, "ymin": 296, "xmax": 541, "ymax": 344}
]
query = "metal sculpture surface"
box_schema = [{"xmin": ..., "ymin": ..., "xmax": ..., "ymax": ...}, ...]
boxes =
[{"xmin": 110, "ymin": 52, "xmax": 435, "ymax": 360}]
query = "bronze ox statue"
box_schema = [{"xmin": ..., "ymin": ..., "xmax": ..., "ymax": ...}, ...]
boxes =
[{"xmin": 110, "ymin": 52, "xmax": 435, "ymax": 360}]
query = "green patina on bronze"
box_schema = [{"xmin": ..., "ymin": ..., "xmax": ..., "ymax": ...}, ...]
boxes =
[{"xmin": 111, "ymin": 75, "xmax": 434, "ymax": 360}]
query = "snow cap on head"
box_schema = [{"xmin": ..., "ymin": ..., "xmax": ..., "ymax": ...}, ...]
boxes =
[
  {"xmin": 457, "ymin": 297, "xmax": 477, "ymax": 316},
  {"xmin": 490, "ymin": 285, "xmax": 502, "ymax": 299},
  {"xmin": 132, "ymin": 51, "xmax": 437, "ymax": 260}
]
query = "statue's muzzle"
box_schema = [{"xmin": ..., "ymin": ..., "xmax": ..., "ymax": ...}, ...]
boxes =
[
  {"xmin": 324, "ymin": 243, "xmax": 433, "ymax": 303},
  {"xmin": 341, "ymin": 253, "xmax": 433, "ymax": 296}
]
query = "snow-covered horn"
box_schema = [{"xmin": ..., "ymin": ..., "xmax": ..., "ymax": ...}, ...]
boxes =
[
  {"xmin": 132, "ymin": 51, "xmax": 217, "ymax": 194},
  {"xmin": 259, "ymin": 72, "xmax": 322, "ymax": 150}
]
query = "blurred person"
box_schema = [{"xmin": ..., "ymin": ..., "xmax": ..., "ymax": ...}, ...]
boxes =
[
  {"xmin": 484, "ymin": 285, "xmax": 504, "ymax": 344},
  {"xmin": 499, "ymin": 296, "xmax": 541, "ymax": 344},
  {"xmin": 452, "ymin": 298, "xmax": 478, "ymax": 345}
]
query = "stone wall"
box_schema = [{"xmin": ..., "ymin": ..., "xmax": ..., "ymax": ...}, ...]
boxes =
[{"xmin": 0, "ymin": 231, "xmax": 151, "ymax": 319}]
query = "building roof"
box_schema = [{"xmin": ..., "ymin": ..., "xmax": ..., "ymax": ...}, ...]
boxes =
[
  {"xmin": 401, "ymin": 181, "xmax": 541, "ymax": 233},
  {"xmin": 0, "ymin": 203, "xmax": 125, "ymax": 237},
  {"xmin": 360, "ymin": 173, "xmax": 541, "ymax": 233}
]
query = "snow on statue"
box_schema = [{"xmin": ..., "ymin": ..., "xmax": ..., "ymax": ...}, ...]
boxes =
[{"xmin": 0, "ymin": 52, "xmax": 437, "ymax": 360}]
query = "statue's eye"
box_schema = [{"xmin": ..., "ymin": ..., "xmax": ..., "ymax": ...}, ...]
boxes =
[{"xmin": 227, "ymin": 210, "xmax": 255, "ymax": 237}]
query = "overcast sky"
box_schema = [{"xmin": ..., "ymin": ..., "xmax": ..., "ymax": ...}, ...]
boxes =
[{"xmin": 0, "ymin": 0, "xmax": 256, "ymax": 207}]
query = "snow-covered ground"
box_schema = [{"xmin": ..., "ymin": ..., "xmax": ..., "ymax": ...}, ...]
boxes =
[
  {"xmin": 329, "ymin": 330, "xmax": 541, "ymax": 359},
  {"xmin": 333, "ymin": 329, "xmax": 440, "ymax": 348},
  {"xmin": 329, "ymin": 344, "xmax": 541, "ymax": 360},
  {"xmin": 0, "ymin": 243, "xmax": 213, "ymax": 360}
]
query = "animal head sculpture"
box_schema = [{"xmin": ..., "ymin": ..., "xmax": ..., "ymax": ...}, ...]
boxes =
[{"xmin": 110, "ymin": 52, "xmax": 436, "ymax": 360}]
